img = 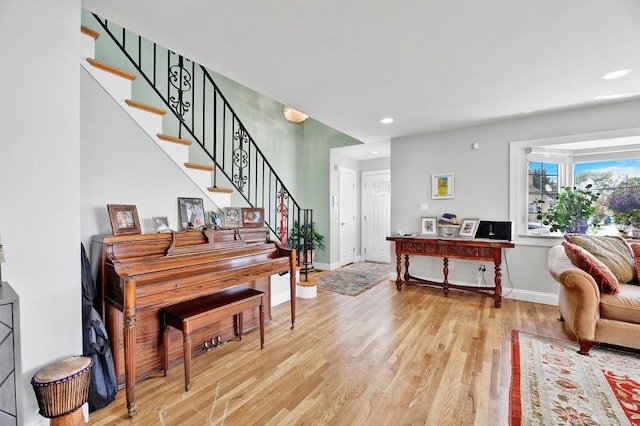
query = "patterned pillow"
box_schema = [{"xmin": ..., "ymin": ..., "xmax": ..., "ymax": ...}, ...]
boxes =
[
  {"xmin": 562, "ymin": 241, "xmax": 620, "ymax": 295},
  {"xmin": 564, "ymin": 234, "xmax": 635, "ymax": 283},
  {"xmin": 629, "ymin": 243, "xmax": 640, "ymax": 283}
]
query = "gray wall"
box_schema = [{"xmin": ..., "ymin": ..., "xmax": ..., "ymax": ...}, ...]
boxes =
[
  {"xmin": 0, "ymin": 1, "xmax": 81, "ymax": 424},
  {"xmin": 391, "ymin": 98, "xmax": 640, "ymax": 303}
]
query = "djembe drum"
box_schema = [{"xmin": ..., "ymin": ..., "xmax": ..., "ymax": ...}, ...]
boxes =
[{"xmin": 31, "ymin": 356, "xmax": 93, "ymax": 426}]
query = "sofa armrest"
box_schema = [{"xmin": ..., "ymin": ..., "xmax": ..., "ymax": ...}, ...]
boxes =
[{"xmin": 548, "ymin": 245, "xmax": 601, "ymax": 341}]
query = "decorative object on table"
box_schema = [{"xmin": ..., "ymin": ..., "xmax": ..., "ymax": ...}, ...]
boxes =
[
  {"xmin": 152, "ymin": 216, "xmax": 170, "ymax": 233},
  {"xmin": 437, "ymin": 213, "xmax": 460, "ymax": 237},
  {"xmin": 107, "ymin": 204, "xmax": 141, "ymax": 236},
  {"xmin": 420, "ymin": 217, "xmax": 437, "ymax": 236},
  {"xmin": 208, "ymin": 210, "xmax": 223, "ymax": 229},
  {"xmin": 432, "ymin": 172, "xmax": 454, "ymax": 199},
  {"xmin": 241, "ymin": 207, "xmax": 265, "ymax": 228},
  {"xmin": 510, "ymin": 330, "xmax": 640, "ymax": 425},
  {"xmin": 534, "ymin": 184, "xmax": 600, "ymax": 233},
  {"xmin": 223, "ymin": 207, "xmax": 242, "ymax": 228},
  {"xmin": 316, "ymin": 262, "xmax": 389, "ymax": 296},
  {"xmin": 178, "ymin": 197, "xmax": 206, "ymax": 230},
  {"xmin": 0, "ymin": 233, "xmax": 5, "ymax": 284},
  {"xmin": 31, "ymin": 356, "xmax": 94, "ymax": 426},
  {"xmin": 612, "ymin": 208, "xmax": 640, "ymax": 238},
  {"xmin": 457, "ymin": 218, "xmax": 480, "ymax": 238}
]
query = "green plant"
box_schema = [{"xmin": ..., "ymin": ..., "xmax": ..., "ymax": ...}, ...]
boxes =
[
  {"xmin": 534, "ymin": 184, "xmax": 601, "ymax": 233},
  {"xmin": 288, "ymin": 221, "xmax": 326, "ymax": 251}
]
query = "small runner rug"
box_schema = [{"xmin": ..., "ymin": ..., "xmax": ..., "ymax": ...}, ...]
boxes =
[
  {"xmin": 316, "ymin": 262, "xmax": 390, "ymax": 296},
  {"xmin": 510, "ymin": 330, "xmax": 640, "ymax": 425}
]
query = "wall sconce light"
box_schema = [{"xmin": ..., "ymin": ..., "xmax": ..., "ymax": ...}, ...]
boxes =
[{"xmin": 283, "ymin": 106, "xmax": 308, "ymax": 123}]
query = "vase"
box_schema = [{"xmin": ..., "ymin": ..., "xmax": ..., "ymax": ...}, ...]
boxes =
[{"xmin": 566, "ymin": 218, "xmax": 589, "ymax": 234}]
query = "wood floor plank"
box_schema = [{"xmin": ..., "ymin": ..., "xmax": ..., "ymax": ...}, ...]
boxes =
[{"xmin": 88, "ymin": 276, "xmax": 567, "ymax": 425}]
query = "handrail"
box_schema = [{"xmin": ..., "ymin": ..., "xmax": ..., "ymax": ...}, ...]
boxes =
[{"xmin": 90, "ymin": 13, "xmax": 312, "ymax": 265}]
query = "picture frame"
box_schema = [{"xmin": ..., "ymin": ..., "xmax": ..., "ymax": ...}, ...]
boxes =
[
  {"xmin": 107, "ymin": 204, "xmax": 141, "ymax": 236},
  {"xmin": 152, "ymin": 216, "xmax": 170, "ymax": 233},
  {"xmin": 223, "ymin": 207, "xmax": 242, "ymax": 228},
  {"xmin": 208, "ymin": 210, "xmax": 223, "ymax": 229},
  {"xmin": 458, "ymin": 218, "xmax": 480, "ymax": 238},
  {"xmin": 420, "ymin": 217, "xmax": 437, "ymax": 236},
  {"xmin": 178, "ymin": 197, "xmax": 206, "ymax": 230},
  {"xmin": 432, "ymin": 172, "xmax": 455, "ymax": 199},
  {"xmin": 241, "ymin": 207, "xmax": 265, "ymax": 228}
]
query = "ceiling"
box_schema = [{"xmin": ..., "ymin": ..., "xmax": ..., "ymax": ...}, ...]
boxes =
[{"xmin": 82, "ymin": 1, "xmax": 640, "ymax": 152}]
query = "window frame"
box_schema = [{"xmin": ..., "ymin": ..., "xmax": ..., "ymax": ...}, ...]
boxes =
[{"xmin": 509, "ymin": 127, "xmax": 640, "ymax": 246}]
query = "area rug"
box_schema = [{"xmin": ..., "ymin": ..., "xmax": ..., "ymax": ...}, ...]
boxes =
[
  {"xmin": 510, "ymin": 330, "xmax": 640, "ymax": 425},
  {"xmin": 316, "ymin": 262, "xmax": 390, "ymax": 296}
]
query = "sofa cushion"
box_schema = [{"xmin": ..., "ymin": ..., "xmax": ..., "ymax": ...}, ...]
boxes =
[
  {"xmin": 562, "ymin": 241, "xmax": 620, "ymax": 295},
  {"xmin": 564, "ymin": 234, "xmax": 635, "ymax": 283},
  {"xmin": 600, "ymin": 283, "xmax": 640, "ymax": 324}
]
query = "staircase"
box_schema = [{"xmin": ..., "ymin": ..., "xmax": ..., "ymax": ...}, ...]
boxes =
[{"xmin": 80, "ymin": 14, "xmax": 316, "ymax": 277}]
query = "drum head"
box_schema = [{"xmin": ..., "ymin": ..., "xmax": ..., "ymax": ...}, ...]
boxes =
[{"xmin": 33, "ymin": 356, "xmax": 92, "ymax": 384}]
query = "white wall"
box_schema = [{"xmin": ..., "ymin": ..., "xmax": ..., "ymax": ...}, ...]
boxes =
[
  {"xmin": 391, "ymin": 98, "xmax": 640, "ymax": 304},
  {"xmin": 0, "ymin": 1, "xmax": 81, "ymax": 424}
]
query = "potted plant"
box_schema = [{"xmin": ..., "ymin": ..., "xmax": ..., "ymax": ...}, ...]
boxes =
[
  {"xmin": 288, "ymin": 221, "xmax": 326, "ymax": 268},
  {"xmin": 534, "ymin": 184, "xmax": 601, "ymax": 233}
]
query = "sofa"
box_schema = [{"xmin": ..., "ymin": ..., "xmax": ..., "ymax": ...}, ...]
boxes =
[{"xmin": 548, "ymin": 240, "xmax": 640, "ymax": 355}]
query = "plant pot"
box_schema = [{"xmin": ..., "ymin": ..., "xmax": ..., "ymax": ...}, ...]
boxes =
[{"xmin": 565, "ymin": 218, "xmax": 589, "ymax": 234}]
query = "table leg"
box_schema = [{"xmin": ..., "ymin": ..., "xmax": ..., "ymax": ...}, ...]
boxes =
[
  {"xmin": 403, "ymin": 254, "xmax": 410, "ymax": 283},
  {"xmin": 395, "ymin": 254, "xmax": 402, "ymax": 291},
  {"xmin": 443, "ymin": 258, "xmax": 449, "ymax": 295},
  {"xmin": 494, "ymin": 262, "xmax": 502, "ymax": 308}
]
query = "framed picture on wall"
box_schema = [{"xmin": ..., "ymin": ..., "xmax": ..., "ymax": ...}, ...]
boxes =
[
  {"xmin": 432, "ymin": 173, "xmax": 454, "ymax": 199},
  {"xmin": 420, "ymin": 217, "xmax": 437, "ymax": 236},
  {"xmin": 107, "ymin": 204, "xmax": 141, "ymax": 236},
  {"xmin": 458, "ymin": 218, "xmax": 480, "ymax": 238}
]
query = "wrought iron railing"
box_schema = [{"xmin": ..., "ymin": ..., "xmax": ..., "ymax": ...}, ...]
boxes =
[{"xmin": 90, "ymin": 13, "xmax": 315, "ymax": 274}]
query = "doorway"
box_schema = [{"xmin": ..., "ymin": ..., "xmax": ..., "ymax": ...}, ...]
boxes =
[
  {"xmin": 339, "ymin": 167, "xmax": 356, "ymax": 266},
  {"xmin": 362, "ymin": 170, "xmax": 391, "ymax": 262}
]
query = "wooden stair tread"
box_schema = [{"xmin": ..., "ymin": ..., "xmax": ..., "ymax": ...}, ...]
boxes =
[
  {"xmin": 125, "ymin": 99, "xmax": 166, "ymax": 116},
  {"xmin": 157, "ymin": 134, "xmax": 192, "ymax": 146},
  {"xmin": 86, "ymin": 58, "xmax": 135, "ymax": 81},
  {"xmin": 185, "ymin": 162, "xmax": 214, "ymax": 172},
  {"xmin": 207, "ymin": 187, "xmax": 234, "ymax": 194},
  {"xmin": 81, "ymin": 25, "xmax": 99, "ymax": 39}
]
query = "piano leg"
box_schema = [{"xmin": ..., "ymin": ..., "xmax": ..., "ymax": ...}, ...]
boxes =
[{"xmin": 123, "ymin": 312, "xmax": 137, "ymax": 417}]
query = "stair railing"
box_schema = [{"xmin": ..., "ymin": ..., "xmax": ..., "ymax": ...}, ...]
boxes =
[{"xmin": 90, "ymin": 13, "xmax": 313, "ymax": 272}]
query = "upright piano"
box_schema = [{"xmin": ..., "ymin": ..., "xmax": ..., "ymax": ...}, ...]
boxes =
[{"xmin": 92, "ymin": 227, "xmax": 296, "ymax": 416}]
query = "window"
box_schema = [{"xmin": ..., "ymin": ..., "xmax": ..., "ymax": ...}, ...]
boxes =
[{"xmin": 509, "ymin": 128, "xmax": 640, "ymax": 244}]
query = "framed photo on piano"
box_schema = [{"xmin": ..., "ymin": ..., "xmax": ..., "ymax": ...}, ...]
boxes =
[
  {"xmin": 178, "ymin": 197, "xmax": 206, "ymax": 230},
  {"xmin": 223, "ymin": 207, "xmax": 241, "ymax": 228},
  {"xmin": 241, "ymin": 208, "xmax": 264, "ymax": 228},
  {"xmin": 107, "ymin": 204, "xmax": 141, "ymax": 236}
]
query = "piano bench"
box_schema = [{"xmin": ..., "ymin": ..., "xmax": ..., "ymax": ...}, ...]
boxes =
[{"xmin": 160, "ymin": 287, "xmax": 265, "ymax": 391}]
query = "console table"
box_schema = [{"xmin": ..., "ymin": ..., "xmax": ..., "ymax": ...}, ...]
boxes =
[{"xmin": 386, "ymin": 236, "xmax": 514, "ymax": 307}]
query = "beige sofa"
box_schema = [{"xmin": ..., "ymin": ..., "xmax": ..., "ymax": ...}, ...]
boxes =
[{"xmin": 548, "ymin": 245, "xmax": 640, "ymax": 355}]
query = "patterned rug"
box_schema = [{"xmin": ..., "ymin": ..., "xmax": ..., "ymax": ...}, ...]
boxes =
[
  {"xmin": 510, "ymin": 330, "xmax": 640, "ymax": 425},
  {"xmin": 316, "ymin": 262, "xmax": 390, "ymax": 296}
]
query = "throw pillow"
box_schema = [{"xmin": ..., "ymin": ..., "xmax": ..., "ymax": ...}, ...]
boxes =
[
  {"xmin": 562, "ymin": 241, "xmax": 620, "ymax": 295},
  {"xmin": 629, "ymin": 243, "xmax": 640, "ymax": 283},
  {"xmin": 564, "ymin": 234, "xmax": 635, "ymax": 283}
]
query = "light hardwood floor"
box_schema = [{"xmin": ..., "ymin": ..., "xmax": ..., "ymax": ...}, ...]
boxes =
[{"xmin": 89, "ymin": 276, "xmax": 568, "ymax": 425}]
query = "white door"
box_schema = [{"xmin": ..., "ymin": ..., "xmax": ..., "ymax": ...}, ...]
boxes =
[
  {"xmin": 362, "ymin": 170, "xmax": 391, "ymax": 262},
  {"xmin": 339, "ymin": 167, "xmax": 356, "ymax": 266}
]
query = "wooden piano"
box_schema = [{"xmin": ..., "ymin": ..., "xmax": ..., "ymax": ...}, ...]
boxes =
[{"xmin": 92, "ymin": 227, "xmax": 296, "ymax": 416}]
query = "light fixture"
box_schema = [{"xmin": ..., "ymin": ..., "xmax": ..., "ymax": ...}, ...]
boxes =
[
  {"xmin": 602, "ymin": 69, "xmax": 632, "ymax": 80},
  {"xmin": 370, "ymin": 151, "xmax": 379, "ymax": 155},
  {"xmin": 380, "ymin": 117, "xmax": 394, "ymax": 124},
  {"xmin": 283, "ymin": 106, "xmax": 308, "ymax": 123}
]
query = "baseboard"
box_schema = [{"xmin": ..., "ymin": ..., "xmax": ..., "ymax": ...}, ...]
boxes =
[{"xmin": 313, "ymin": 261, "xmax": 333, "ymax": 271}]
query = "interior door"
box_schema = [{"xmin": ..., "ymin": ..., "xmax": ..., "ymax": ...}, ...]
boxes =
[
  {"xmin": 339, "ymin": 167, "xmax": 356, "ymax": 266},
  {"xmin": 362, "ymin": 170, "xmax": 391, "ymax": 262}
]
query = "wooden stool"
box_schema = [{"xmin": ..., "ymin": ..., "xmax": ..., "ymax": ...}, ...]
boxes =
[
  {"xmin": 31, "ymin": 356, "xmax": 93, "ymax": 426},
  {"xmin": 161, "ymin": 287, "xmax": 265, "ymax": 391}
]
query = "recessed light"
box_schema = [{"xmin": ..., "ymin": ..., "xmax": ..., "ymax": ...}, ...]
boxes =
[
  {"xmin": 380, "ymin": 117, "xmax": 394, "ymax": 124},
  {"xmin": 371, "ymin": 151, "xmax": 379, "ymax": 155},
  {"xmin": 602, "ymin": 69, "xmax": 632, "ymax": 80},
  {"xmin": 595, "ymin": 92, "xmax": 640, "ymax": 100}
]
